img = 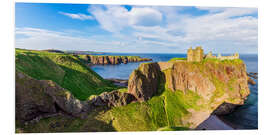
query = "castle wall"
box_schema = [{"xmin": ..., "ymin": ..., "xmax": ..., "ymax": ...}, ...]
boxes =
[
  {"xmin": 187, "ymin": 47, "xmax": 239, "ymax": 62},
  {"xmin": 217, "ymin": 54, "xmax": 239, "ymax": 60}
]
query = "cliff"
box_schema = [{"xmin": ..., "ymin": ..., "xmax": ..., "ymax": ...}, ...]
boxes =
[
  {"xmin": 126, "ymin": 59, "xmax": 250, "ymax": 129},
  {"xmin": 77, "ymin": 55, "xmax": 152, "ymax": 65}
]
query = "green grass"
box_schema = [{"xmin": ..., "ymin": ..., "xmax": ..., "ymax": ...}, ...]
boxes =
[
  {"xmin": 15, "ymin": 48, "xmax": 118, "ymax": 100},
  {"xmin": 202, "ymin": 58, "xmax": 243, "ymax": 64},
  {"xmin": 169, "ymin": 57, "xmax": 187, "ymax": 62},
  {"xmin": 103, "ymin": 85, "xmax": 200, "ymax": 131}
]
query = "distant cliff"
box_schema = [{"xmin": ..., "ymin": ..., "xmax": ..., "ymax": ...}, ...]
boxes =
[{"xmin": 77, "ymin": 55, "xmax": 152, "ymax": 65}]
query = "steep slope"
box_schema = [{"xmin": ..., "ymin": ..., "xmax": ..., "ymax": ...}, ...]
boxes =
[{"xmin": 15, "ymin": 49, "xmax": 117, "ymax": 100}]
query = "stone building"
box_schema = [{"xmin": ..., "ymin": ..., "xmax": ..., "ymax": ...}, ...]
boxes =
[
  {"xmin": 217, "ymin": 53, "xmax": 239, "ymax": 60},
  {"xmin": 187, "ymin": 46, "xmax": 239, "ymax": 62},
  {"xmin": 205, "ymin": 51, "xmax": 239, "ymax": 60},
  {"xmin": 187, "ymin": 46, "xmax": 204, "ymax": 62}
]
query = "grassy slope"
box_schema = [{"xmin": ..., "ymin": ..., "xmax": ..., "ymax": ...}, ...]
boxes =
[
  {"xmin": 106, "ymin": 88, "xmax": 201, "ymax": 131},
  {"xmin": 15, "ymin": 48, "xmax": 117, "ymax": 100}
]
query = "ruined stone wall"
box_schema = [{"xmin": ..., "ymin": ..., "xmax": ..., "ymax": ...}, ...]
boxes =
[
  {"xmin": 205, "ymin": 51, "xmax": 217, "ymax": 59},
  {"xmin": 217, "ymin": 54, "xmax": 239, "ymax": 60},
  {"xmin": 205, "ymin": 52, "xmax": 239, "ymax": 60}
]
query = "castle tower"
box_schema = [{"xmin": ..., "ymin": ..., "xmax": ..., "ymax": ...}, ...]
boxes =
[
  {"xmin": 187, "ymin": 47, "xmax": 194, "ymax": 62},
  {"xmin": 187, "ymin": 46, "xmax": 204, "ymax": 62},
  {"xmin": 195, "ymin": 46, "xmax": 204, "ymax": 62}
]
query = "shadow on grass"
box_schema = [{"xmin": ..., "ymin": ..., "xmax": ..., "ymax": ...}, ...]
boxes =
[{"xmin": 18, "ymin": 107, "xmax": 117, "ymax": 133}]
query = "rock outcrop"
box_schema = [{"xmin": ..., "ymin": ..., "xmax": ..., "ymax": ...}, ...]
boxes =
[
  {"xmin": 79, "ymin": 55, "xmax": 152, "ymax": 65},
  {"xmin": 16, "ymin": 71, "xmax": 87, "ymax": 123},
  {"xmin": 16, "ymin": 71, "xmax": 136, "ymax": 124},
  {"xmin": 128, "ymin": 63, "xmax": 163, "ymax": 101},
  {"xmin": 89, "ymin": 90, "xmax": 136, "ymax": 107},
  {"xmin": 127, "ymin": 60, "xmax": 250, "ymax": 128},
  {"xmin": 212, "ymin": 102, "xmax": 239, "ymax": 115}
]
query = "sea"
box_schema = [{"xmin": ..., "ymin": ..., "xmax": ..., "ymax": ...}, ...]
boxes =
[{"xmin": 91, "ymin": 53, "xmax": 258, "ymax": 129}]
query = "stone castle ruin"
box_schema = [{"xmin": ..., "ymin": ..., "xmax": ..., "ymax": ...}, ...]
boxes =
[
  {"xmin": 187, "ymin": 46, "xmax": 204, "ymax": 62},
  {"xmin": 187, "ymin": 46, "xmax": 239, "ymax": 62}
]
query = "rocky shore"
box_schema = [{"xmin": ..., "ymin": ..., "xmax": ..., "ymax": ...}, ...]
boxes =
[
  {"xmin": 105, "ymin": 78, "xmax": 128, "ymax": 87},
  {"xmin": 247, "ymin": 72, "xmax": 258, "ymax": 85}
]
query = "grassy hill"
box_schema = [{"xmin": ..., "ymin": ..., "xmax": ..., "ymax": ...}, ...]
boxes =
[{"xmin": 15, "ymin": 48, "xmax": 117, "ymax": 100}]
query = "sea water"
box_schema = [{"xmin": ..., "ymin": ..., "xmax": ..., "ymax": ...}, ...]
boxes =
[{"xmin": 91, "ymin": 53, "xmax": 258, "ymax": 129}]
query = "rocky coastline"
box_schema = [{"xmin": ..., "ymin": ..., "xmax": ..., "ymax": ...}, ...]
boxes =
[{"xmin": 78, "ymin": 55, "xmax": 152, "ymax": 65}]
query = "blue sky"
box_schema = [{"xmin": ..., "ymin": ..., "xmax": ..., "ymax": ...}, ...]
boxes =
[{"xmin": 15, "ymin": 3, "xmax": 258, "ymax": 54}]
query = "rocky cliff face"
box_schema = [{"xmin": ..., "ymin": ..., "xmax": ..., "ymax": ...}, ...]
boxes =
[
  {"xmin": 127, "ymin": 60, "xmax": 250, "ymax": 128},
  {"xmin": 80, "ymin": 55, "xmax": 152, "ymax": 65},
  {"xmin": 16, "ymin": 71, "xmax": 87, "ymax": 123},
  {"xmin": 128, "ymin": 63, "xmax": 163, "ymax": 101},
  {"xmin": 16, "ymin": 71, "xmax": 136, "ymax": 124}
]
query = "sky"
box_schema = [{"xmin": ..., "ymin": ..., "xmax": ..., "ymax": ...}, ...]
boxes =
[{"xmin": 15, "ymin": 3, "xmax": 258, "ymax": 54}]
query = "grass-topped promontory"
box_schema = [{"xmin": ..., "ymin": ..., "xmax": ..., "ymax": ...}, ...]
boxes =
[
  {"xmin": 169, "ymin": 57, "xmax": 243, "ymax": 64},
  {"xmin": 15, "ymin": 48, "xmax": 118, "ymax": 100}
]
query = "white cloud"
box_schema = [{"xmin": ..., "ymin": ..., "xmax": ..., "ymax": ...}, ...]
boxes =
[
  {"xmin": 126, "ymin": 6, "xmax": 258, "ymax": 52},
  {"xmin": 59, "ymin": 12, "xmax": 94, "ymax": 20},
  {"xmin": 15, "ymin": 27, "xmax": 109, "ymax": 51},
  {"xmin": 88, "ymin": 5, "xmax": 163, "ymax": 32},
  {"xmin": 128, "ymin": 7, "xmax": 162, "ymax": 26}
]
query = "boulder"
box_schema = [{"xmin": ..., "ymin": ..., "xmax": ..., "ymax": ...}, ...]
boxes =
[{"xmin": 89, "ymin": 90, "xmax": 136, "ymax": 107}]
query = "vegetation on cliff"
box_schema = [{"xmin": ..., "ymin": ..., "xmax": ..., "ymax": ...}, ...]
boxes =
[{"xmin": 15, "ymin": 48, "xmax": 117, "ymax": 100}]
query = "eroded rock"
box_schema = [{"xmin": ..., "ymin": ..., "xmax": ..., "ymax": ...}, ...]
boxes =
[
  {"xmin": 89, "ymin": 90, "xmax": 136, "ymax": 107},
  {"xmin": 128, "ymin": 63, "xmax": 163, "ymax": 101}
]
